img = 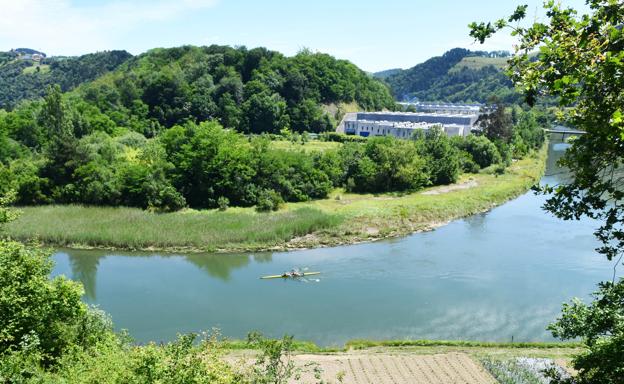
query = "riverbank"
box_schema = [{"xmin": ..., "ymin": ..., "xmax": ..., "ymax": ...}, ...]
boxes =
[{"xmin": 7, "ymin": 144, "xmax": 547, "ymax": 253}]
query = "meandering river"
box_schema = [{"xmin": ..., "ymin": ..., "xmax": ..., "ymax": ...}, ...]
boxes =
[{"xmin": 52, "ymin": 137, "xmax": 620, "ymax": 346}]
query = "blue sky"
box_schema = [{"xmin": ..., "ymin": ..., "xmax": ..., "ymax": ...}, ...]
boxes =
[{"xmin": 1, "ymin": 0, "xmax": 589, "ymax": 72}]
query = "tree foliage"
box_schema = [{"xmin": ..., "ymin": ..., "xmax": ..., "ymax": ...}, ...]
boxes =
[
  {"xmin": 0, "ymin": 44, "xmax": 545, "ymax": 212},
  {"xmin": 471, "ymin": 1, "xmax": 624, "ymax": 382},
  {"xmin": 0, "ymin": 50, "xmax": 131, "ymax": 110},
  {"xmin": 546, "ymin": 280, "xmax": 624, "ymax": 383}
]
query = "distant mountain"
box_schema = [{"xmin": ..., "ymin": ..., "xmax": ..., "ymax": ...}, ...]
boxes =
[
  {"xmin": 376, "ymin": 48, "xmax": 519, "ymax": 104},
  {"xmin": 372, "ymin": 68, "xmax": 402, "ymax": 80},
  {"xmin": 0, "ymin": 50, "xmax": 132, "ymax": 109}
]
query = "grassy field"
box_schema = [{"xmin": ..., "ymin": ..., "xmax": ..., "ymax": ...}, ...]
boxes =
[
  {"xmin": 269, "ymin": 140, "xmax": 341, "ymax": 152},
  {"xmin": 7, "ymin": 144, "xmax": 547, "ymax": 252},
  {"xmin": 22, "ymin": 63, "xmax": 50, "ymax": 74},
  {"xmin": 451, "ymin": 56, "xmax": 508, "ymax": 71}
]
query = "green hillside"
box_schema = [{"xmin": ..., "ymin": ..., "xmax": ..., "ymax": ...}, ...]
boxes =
[
  {"xmin": 0, "ymin": 50, "xmax": 132, "ymax": 110},
  {"xmin": 377, "ymin": 48, "xmax": 519, "ymax": 104},
  {"xmin": 450, "ymin": 56, "xmax": 508, "ymax": 71},
  {"xmin": 64, "ymin": 45, "xmax": 396, "ymax": 134},
  {"xmin": 0, "ymin": 45, "xmax": 400, "ymax": 210},
  {"xmin": 372, "ymin": 68, "xmax": 402, "ymax": 79}
]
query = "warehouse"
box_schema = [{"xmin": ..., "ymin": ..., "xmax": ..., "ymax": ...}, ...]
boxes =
[{"xmin": 342, "ymin": 111, "xmax": 479, "ymax": 139}]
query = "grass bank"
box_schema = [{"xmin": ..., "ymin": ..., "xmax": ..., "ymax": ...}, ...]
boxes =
[
  {"xmin": 283, "ymin": 142, "xmax": 548, "ymax": 249},
  {"xmin": 7, "ymin": 144, "xmax": 547, "ymax": 252},
  {"xmin": 221, "ymin": 338, "xmax": 581, "ymax": 355},
  {"xmin": 7, "ymin": 207, "xmax": 340, "ymax": 252}
]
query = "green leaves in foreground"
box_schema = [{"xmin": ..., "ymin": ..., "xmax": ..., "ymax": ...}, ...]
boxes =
[
  {"xmin": 471, "ymin": 2, "xmax": 624, "ymax": 382},
  {"xmin": 547, "ymin": 280, "xmax": 624, "ymax": 383}
]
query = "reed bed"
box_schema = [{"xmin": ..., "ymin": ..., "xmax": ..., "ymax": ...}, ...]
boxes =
[{"xmin": 7, "ymin": 206, "xmax": 341, "ymax": 252}]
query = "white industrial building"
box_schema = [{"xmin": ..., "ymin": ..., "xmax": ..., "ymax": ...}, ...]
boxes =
[
  {"xmin": 399, "ymin": 101, "xmax": 484, "ymax": 115},
  {"xmin": 341, "ymin": 111, "xmax": 479, "ymax": 139}
]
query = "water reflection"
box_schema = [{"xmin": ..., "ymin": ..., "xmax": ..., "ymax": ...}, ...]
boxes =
[
  {"xmin": 51, "ymin": 134, "xmax": 618, "ymax": 345},
  {"xmin": 64, "ymin": 249, "xmax": 273, "ymax": 300}
]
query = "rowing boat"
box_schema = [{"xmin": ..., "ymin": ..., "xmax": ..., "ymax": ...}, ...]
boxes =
[{"xmin": 260, "ymin": 272, "xmax": 321, "ymax": 279}]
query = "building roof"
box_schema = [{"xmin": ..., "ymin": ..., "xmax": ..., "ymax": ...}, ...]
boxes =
[{"xmin": 349, "ymin": 119, "xmax": 439, "ymax": 130}]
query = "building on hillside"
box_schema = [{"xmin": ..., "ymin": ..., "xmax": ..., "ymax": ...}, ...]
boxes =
[
  {"xmin": 13, "ymin": 48, "xmax": 47, "ymax": 62},
  {"xmin": 342, "ymin": 111, "xmax": 480, "ymax": 139}
]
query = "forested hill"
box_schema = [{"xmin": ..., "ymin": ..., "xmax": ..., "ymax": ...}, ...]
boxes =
[
  {"xmin": 58, "ymin": 45, "xmax": 396, "ymax": 134},
  {"xmin": 0, "ymin": 50, "xmax": 132, "ymax": 110},
  {"xmin": 376, "ymin": 48, "xmax": 519, "ymax": 104}
]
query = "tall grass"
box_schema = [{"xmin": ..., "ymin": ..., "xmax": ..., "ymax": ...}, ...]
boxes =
[
  {"xmin": 7, "ymin": 145, "xmax": 548, "ymax": 252},
  {"xmin": 7, "ymin": 206, "xmax": 341, "ymax": 252}
]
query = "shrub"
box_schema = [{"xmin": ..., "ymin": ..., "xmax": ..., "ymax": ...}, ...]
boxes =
[
  {"xmin": 343, "ymin": 137, "xmax": 429, "ymax": 193},
  {"xmin": 256, "ymin": 189, "xmax": 283, "ymax": 212},
  {"xmin": 217, "ymin": 196, "xmax": 229, "ymax": 211},
  {"xmin": 320, "ymin": 132, "xmax": 366, "ymax": 143},
  {"xmin": 414, "ymin": 128, "xmax": 461, "ymax": 185},
  {"xmin": 0, "ymin": 240, "xmax": 88, "ymax": 363},
  {"xmin": 453, "ymin": 135, "xmax": 502, "ymax": 169},
  {"xmin": 457, "ymin": 150, "xmax": 481, "ymax": 173}
]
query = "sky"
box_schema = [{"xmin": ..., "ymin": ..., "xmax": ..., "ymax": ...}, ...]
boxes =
[{"xmin": 0, "ymin": 0, "xmax": 590, "ymax": 72}]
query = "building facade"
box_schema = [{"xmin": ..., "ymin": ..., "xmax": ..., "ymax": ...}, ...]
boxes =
[
  {"xmin": 343, "ymin": 111, "xmax": 479, "ymax": 139},
  {"xmin": 399, "ymin": 101, "xmax": 484, "ymax": 115}
]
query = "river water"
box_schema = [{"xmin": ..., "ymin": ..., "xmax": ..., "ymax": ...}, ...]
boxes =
[{"xmin": 52, "ymin": 137, "xmax": 619, "ymax": 346}]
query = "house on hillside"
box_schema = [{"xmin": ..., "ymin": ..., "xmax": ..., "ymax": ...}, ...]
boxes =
[{"xmin": 13, "ymin": 48, "xmax": 47, "ymax": 62}]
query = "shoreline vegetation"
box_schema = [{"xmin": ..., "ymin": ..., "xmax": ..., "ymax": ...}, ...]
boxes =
[
  {"xmin": 222, "ymin": 337, "xmax": 583, "ymax": 354},
  {"xmin": 6, "ymin": 143, "xmax": 547, "ymax": 253}
]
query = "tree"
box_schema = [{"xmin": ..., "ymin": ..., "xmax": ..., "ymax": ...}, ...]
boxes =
[
  {"xmin": 414, "ymin": 127, "xmax": 462, "ymax": 185},
  {"xmin": 453, "ymin": 134, "xmax": 502, "ymax": 169},
  {"xmin": 345, "ymin": 137, "xmax": 430, "ymax": 193},
  {"xmin": 476, "ymin": 102, "xmax": 513, "ymax": 143},
  {"xmin": 546, "ymin": 281, "xmax": 624, "ymax": 383},
  {"xmin": 39, "ymin": 85, "xmax": 79, "ymax": 197},
  {"xmin": 471, "ymin": 2, "xmax": 624, "ymax": 382},
  {"xmin": 0, "ymin": 193, "xmax": 109, "ymax": 365}
]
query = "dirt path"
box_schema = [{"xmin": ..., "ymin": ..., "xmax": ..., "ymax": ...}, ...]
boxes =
[
  {"xmin": 291, "ymin": 352, "xmax": 496, "ymax": 384},
  {"xmin": 420, "ymin": 179, "xmax": 478, "ymax": 195}
]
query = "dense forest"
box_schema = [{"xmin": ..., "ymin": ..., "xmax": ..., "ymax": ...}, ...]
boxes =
[
  {"xmin": 1, "ymin": 45, "xmax": 396, "ymax": 135},
  {"xmin": 0, "ymin": 84, "xmax": 544, "ymax": 212},
  {"xmin": 0, "ymin": 44, "xmax": 545, "ymax": 212},
  {"xmin": 377, "ymin": 48, "xmax": 519, "ymax": 103},
  {"xmin": 0, "ymin": 50, "xmax": 132, "ymax": 110}
]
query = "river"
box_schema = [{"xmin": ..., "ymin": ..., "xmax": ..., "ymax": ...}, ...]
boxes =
[{"xmin": 52, "ymin": 137, "xmax": 619, "ymax": 346}]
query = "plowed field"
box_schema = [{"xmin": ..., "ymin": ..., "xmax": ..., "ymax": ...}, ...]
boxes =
[{"xmin": 291, "ymin": 352, "xmax": 496, "ymax": 384}]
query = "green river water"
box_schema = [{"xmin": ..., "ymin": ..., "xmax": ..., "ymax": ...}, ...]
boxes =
[{"xmin": 52, "ymin": 137, "xmax": 620, "ymax": 346}]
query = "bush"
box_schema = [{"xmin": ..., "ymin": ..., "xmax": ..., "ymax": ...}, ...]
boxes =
[
  {"xmin": 217, "ymin": 196, "xmax": 229, "ymax": 211},
  {"xmin": 0, "ymin": 240, "xmax": 91, "ymax": 363},
  {"xmin": 453, "ymin": 135, "xmax": 502, "ymax": 169},
  {"xmin": 546, "ymin": 280, "xmax": 624, "ymax": 384},
  {"xmin": 493, "ymin": 163, "xmax": 506, "ymax": 175},
  {"xmin": 123, "ymin": 333, "xmax": 242, "ymax": 384},
  {"xmin": 342, "ymin": 137, "xmax": 429, "ymax": 193},
  {"xmin": 256, "ymin": 189, "xmax": 284, "ymax": 212},
  {"xmin": 320, "ymin": 132, "xmax": 366, "ymax": 143},
  {"xmin": 457, "ymin": 150, "xmax": 481, "ymax": 173},
  {"xmin": 414, "ymin": 128, "xmax": 461, "ymax": 185}
]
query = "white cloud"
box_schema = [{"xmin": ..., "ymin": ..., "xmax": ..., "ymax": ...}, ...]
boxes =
[{"xmin": 0, "ymin": 0, "xmax": 219, "ymax": 55}]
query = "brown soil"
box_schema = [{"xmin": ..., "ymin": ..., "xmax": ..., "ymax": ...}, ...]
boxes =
[{"xmin": 290, "ymin": 352, "xmax": 496, "ymax": 384}]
